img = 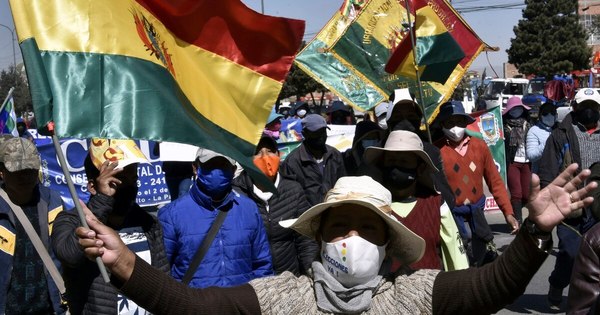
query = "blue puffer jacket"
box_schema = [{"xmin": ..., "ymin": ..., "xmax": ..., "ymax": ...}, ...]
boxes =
[
  {"xmin": 0, "ymin": 185, "xmax": 65, "ymax": 314},
  {"xmin": 158, "ymin": 182, "xmax": 273, "ymax": 288}
]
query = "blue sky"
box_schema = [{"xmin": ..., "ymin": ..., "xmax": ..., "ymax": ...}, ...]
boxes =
[{"xmin": 0, "ymin": 0, "xmax": 522, "ymax": 75}]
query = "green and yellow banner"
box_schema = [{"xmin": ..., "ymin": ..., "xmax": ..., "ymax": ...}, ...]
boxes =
[
  {"xmin": 296, "ymin": 0, "xmax": 489, "ymax": 123},
  {"xmin": 10, "ymin": 0, "xmax": 304, "ymax": 176}
]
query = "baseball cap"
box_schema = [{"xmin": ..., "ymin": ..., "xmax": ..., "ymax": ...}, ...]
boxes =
[
  {"xmin": 0, "ymin": 137, "xmax": 41, "ymax": 172},
  {"xmin": 574, "ymin": 88, "xmax": 600, "ymax": 108},
  {"xmin": 302, "ymin": 114, "xmax": 330, "ymax": 132},
  {"xmin": 436, "ymin": 100, "xmax": 475, "ymax": 124},
  {"xmin": 195, "ymin": 147, "xmax": 236, "ymax": 166}
]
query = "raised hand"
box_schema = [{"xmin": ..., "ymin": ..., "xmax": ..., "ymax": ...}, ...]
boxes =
[
  {"xmin": 93, "ymin": 161, "xmax": 123, "ymax": 196},
  {"xmin": 75, "ymin": 202, "xmax": 135, "ymax": 281},
  {"xmin": 528, "ymin": 163, "xmax": 597, "ymax": 232}
]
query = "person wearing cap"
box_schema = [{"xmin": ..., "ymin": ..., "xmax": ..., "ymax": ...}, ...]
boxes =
[
  {"xmin": 0, "ymin": 137, "xmax": 66, "ymax": 314},
  {"xmin": 374, "ymin": 102, "xmax": 389, "ymax": 130},
  {"xmin": 281, "ymin": 114, "xmax": 346, "ymax": 207},
  {"xmin": 327, "ymin": 100, "xmax": 354, "ymax": 125},
  {"xmin": 502, "ymin": 96, "xmax": 532, "ymax": 225},
  {"xmin": 16, "ymin": 117, "xmax": 34, "ymax": 141},
  {"xmin": 52, "ymin": 139, "xmax": 169, "ymax": 314},
  {"xmin": 233, "ymin": 136, "xmax": 318, "ymax": 276},
  {"xmin": 385, "ymin": 91, "xmax": 457, "ymax": 213},
  {"xmin": 364, "ymin": 130, "xmax": 468, "ymax": 271},
  {"xmin": 526, "ymin": 101, "xmax": 557, "ymax": 174},
  {"xmin": 262, "ymin": 107, "xmax": 284, "ymax": 140},
  {"xmin": 435, "ymin": 101, "xmax": 519, "ymax": 267},
  {"xmin": 538, "ymin": 87, "xmax": 600, "ymax": 310},
  {"xmin": 342, "ymin": 120, "xmax": 384, "ymax": 176},
  {"xmin": 158, "ymin": 147, "xmax": 273, "ymax": 289},
  {"xmin": 293, "ymin": 101, "xmax": 310, "ymax": 119},
  {"xmin": 76, "ymin": 165, "xmax": 597, "ymax": 314}
]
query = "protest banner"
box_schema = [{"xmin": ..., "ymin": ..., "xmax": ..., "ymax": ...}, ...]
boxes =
[{"xmin": 31, "ymin": 129, "xmax": 170, "ymax": 209}]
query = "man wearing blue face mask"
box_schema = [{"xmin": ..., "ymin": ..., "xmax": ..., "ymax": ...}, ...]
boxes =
[{"xmin": 158, "ymin": 148, "xmax": 273, "ymax": 289}]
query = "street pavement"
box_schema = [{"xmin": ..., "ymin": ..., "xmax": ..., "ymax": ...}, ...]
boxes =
[{"xmin": 486, "ymin": 208, "xmax": 567, "ymax": 315}]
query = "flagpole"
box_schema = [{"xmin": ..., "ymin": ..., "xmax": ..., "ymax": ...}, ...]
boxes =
[
  {"xmin": 0, "ymin": 87, "xmax": 15, "ymax": 114},
  {"xmin": 404, "ymin": 0, "xmax": 432, "ymax": 143},
  {"xmin": 48, "ymin": 124, "xmax": 110, "ymax": 283}
]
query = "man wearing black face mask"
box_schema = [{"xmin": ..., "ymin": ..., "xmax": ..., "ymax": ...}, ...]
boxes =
[
  {"xmin": 281, "ymin": 114, "xmax": 346, "ymax": 206},
  {"xmin": 52, "ymin": 138, "xmax": 170, "ymax": 314},
  {"xmin": 364, "ymin": 130, "xmax": 468, "ymax": 271},
  {"xmin": 539, "ymin": 88, "xmax": 600, "ymax": 310},
  {"xmin": 385, "ymin": 91, "xmax": 456, "ymax": 212}
]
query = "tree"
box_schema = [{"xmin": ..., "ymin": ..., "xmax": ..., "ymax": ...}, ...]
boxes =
[
  {"xmin": 277, "ymin": 42, "xmax": 328, "ymax": 112},
  {"xmin": 0, "ymin": 66, "xmax": 32, "ymax": 115},
  {"xmin": 507, "ymin": 0, "xmax": 591, "ymax": 78}
]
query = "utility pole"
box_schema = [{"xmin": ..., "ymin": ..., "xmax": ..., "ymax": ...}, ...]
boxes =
[{"xmin": 0, "ymin": 23, "xmax": 16, "ymax": 70}]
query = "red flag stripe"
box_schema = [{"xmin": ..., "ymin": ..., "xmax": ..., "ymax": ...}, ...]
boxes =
[{"xmin": 135, "ymin": 0, "xmax": 305, "ymax": 82}]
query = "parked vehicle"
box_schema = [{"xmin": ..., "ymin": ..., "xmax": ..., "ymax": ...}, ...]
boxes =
[
  {"xmin": 521, "ymin": 77, "xmax": 547, "ymax": 118},
  {"xmin": 481, "ymin": 78, "xmax": 529, "ymax": 111}
]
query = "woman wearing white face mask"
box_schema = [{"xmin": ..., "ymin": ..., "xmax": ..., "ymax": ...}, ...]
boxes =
[
  {"xmin": 436, "ymin": 101, "xmax": 520, "ymax": 267},
  {"xmin": 75, "ymin": 169, "xmax": 598, "ymax": 315},
  {"xmin": 526, "ymin": 102, "xmax": 557, "ymax": 174}
]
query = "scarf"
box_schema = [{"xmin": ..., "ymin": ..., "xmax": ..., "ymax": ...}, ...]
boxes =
[
  {"xmin": 312, "ymin": 261, "xmax": 382, "ymax": 314},
  {"xmin": 506, "ymin": 118, "xmax": 526, "ymax": 147}
]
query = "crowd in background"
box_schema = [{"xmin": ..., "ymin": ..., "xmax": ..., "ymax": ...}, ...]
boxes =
[{"xmin": 1, "ymin": 87, "xmax": 600, "ymax": 314}]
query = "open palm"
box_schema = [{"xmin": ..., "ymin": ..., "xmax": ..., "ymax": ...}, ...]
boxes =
[{"xmin": 527, "ymin": 164, "xmax": 597, "ymax": 232}]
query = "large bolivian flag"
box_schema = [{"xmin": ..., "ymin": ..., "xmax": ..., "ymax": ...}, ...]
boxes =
[
  {"xmin": 295, "ymin": 0, "xmax": 489, "ymax": 123},
  {"xmin": 384, "ymin": 0, "xmax": 466, "ymax": 84},
  {"xmin": 10, "ymin": 0, "xmax": 304, "ymax": 171}
]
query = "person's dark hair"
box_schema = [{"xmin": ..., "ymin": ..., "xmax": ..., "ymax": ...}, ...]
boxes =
[{"xmin": 84, "ymin": 154, "xmax": 100, "ymax": 182}]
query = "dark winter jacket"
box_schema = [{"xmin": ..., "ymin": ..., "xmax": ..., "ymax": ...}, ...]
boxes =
[
  {"xmin": 281, "ymin": 143, "xmax": 346, "ymax": 206},
  {"xmin": 233, "ymin": 171, "xmax": 318, "ymax": 275},
  {"xmin": 0, "ymin": 185, "xmax": 66, "ymax": 314},
  {"xmin": 52, "ymin": 193, "xmax": 169, "ymax": 314},
  {"xmin": 538, "ymin": 113, "xmax": 580, "ymax": 188},
  {"xmin": 158, "ymin": 182, "xmax": 273, "ymax": 289}
]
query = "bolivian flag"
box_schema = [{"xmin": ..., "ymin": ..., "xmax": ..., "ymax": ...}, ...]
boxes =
[
  {"xmin": 295, "ymin": 0, "xmax": 489, "ymax": 123},
  {"xmin": 384, "ymin": 0, "xmax": 466, "ymax": 84},
  {"xmin": 10, "ymin": 0, "xmax": 304, "ymax": 172}
]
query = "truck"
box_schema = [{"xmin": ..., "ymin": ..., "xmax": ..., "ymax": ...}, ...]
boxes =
[{"xmin": 481, "ymin": 78, "xmax": 529, "ymax": 111}]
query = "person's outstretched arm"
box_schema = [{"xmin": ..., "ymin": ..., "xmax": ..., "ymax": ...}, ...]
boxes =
[
  {"xmin": 433, "ymin": 163, "xmax": 597, "ymax": 315},
  {"xmin": 76, "ymin": 203, "xmax": 262, "ymax": 315}
]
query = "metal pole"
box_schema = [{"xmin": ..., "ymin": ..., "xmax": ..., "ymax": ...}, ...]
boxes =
[
  {"xmin": 0, "ymin": 23, "xmax": 16, "ymax": 69},
  {"xmin": 261, "ymin": 0, "xmax": 264, "ymax": 13},
  {"xmin": 404, "ymin": 0, "xmax": 432, "ymax": 143},
  {"xmin": 51, "ymin": 134, "xmax": 110, "ymax": 283}
]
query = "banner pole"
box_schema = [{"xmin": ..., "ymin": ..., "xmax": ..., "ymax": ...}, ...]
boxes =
[
  {"xmin": 404, "ymin": 1, "xmax": 432, "ymax": 143},
  {"xmin": 50, "ymin": 128, "xmax": 110, "ymax": 283},
  {"xmin": 0, "ymin": 87, "xmax": 15, "ymax": 114}
]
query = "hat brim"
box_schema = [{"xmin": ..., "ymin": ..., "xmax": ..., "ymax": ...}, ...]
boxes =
[{"xmin": 280, "ymin": 198, "xmax": 425, "ymax": 265}]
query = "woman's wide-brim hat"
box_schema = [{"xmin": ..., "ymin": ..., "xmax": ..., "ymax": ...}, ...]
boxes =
[
  {"xmin": 363, "ymin": 130, "xmax": 439, "ymax": 191},
  {"xmin": 279, "ymin": 176, "xmax": 425, "ymax": 265}
]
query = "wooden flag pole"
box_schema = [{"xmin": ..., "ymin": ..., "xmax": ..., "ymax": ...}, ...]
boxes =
[
  {"xmin": 404, "ymin": 0, "xmax": 433, "ymax": 143},
  {"xmin": 49, "ymin": 123, "xmax": 110, "ymax": 283}
]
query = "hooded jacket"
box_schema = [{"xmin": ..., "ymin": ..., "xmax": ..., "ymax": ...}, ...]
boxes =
[
  {"xmin": 233, "ymin": 171, "xmax": 318, "ymax": 275},
  {"xmin": 158, "ymin": 181, "xmax": 273, "ymax": 288}
]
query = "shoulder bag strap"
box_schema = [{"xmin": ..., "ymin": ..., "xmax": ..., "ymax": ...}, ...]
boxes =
[
  {"xmin": 182, "ymin": 209, "xmax": 229, "ymax": 285},
  {"xmin": 0, "ymin": 188, "xmax": 66, "ymax": 295}
]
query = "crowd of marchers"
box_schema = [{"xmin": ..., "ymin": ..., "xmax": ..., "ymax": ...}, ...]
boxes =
[{"xmin": 1, "ymin": 87, "xmax": 600, "ymax": 314}]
